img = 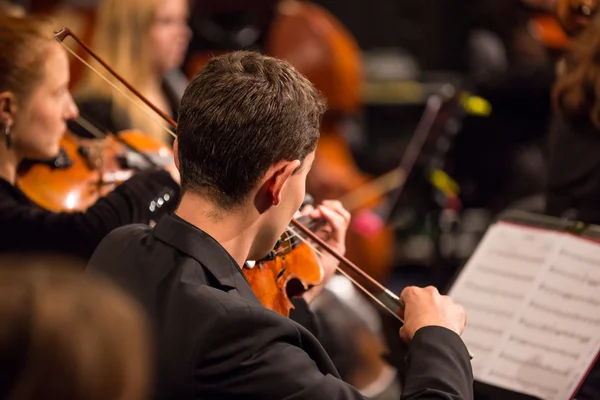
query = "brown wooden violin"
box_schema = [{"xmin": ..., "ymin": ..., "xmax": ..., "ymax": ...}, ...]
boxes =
[
  {"xmin": 244, "ymin": 214, "xmax": 326, "ymax": 316},
  {"xmin": 16, "ymin": 126, "xmax": 173, "ymax": 213}
]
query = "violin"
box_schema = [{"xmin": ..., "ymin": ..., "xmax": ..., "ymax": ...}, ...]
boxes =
[
  {"xmin": 244, "ymin": 214, "xmax": 326, "ymax": 316},
  {"xmin": 16, "ymin": 127, "xmax": 173, "ymax": 213}
]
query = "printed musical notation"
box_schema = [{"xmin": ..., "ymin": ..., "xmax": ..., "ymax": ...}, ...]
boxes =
[
  {"xmin": 449, "ymin": 221, "xmax": 600, "ymax": 400},
  {"xmin": 488, "ymin": 369, "xmax": 560, "ymax": 398},
  {"xmin": 507, "ymin": 334, "xmax": 580, "ymax": 359},
  {"xmin": 454, "ymin": 298, "xmax": 514, "ymax": 319},
  {"xmin": 528, "ymin": 300, "xmax": 600, "ymax": 326},
  {"xmin": 477, "ymin": 265, "xmax": 535, "ymax": 283},
  {"xmin": 549, "ymin": 266, "xmax": 600, "ymax": 288},
  {"xmin": 538, "ymin": 283, "xmax": 600, "ymax": 309},
  {"xmin": 517, "ymin": 318, "xmax": 591, "ymax": 345},
  {"xmin": 464, "ymin": 281, "xmax": 525, "ymax": 301},
  {"xmin": 559, "ymin": 248, "xmax": 600, "ymax": 271},
  {"xmin": 498, "ymin": 351, "xmax": 571, "ymax": 377}
]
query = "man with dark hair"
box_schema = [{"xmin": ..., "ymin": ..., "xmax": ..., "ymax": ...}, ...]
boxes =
[{"xmin": 87, "ymin": 51, "xmax": 473, "ymax": 399}]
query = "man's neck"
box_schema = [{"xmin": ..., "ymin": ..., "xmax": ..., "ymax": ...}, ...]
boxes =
[{"xmin": 175, "ymin": 193, "xmax": 261, "ymax": 268}]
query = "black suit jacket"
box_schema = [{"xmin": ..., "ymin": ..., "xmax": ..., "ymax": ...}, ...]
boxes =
[{"xmin": 87, "ymin": 213, "xmax": 474, "ymax": 399}]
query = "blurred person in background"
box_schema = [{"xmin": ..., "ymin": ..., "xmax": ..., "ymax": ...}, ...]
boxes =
[
  {"xmin": 0, "ymin": 265, "xmax": 152, "ymax": 400},
  {"xmin": 544, "ymin": 12, "xmax": 600, "ymax": 399},
  {"xmin": 454, "ymin": 0, "xmax": 556, "ymax": 214},
  {"xmin": 547, "ymin": 12, "xmax": 600, "ymax": 225},
  {"xmin": 0, "ymin": 0, "xmax": 24, "ymax": 16},
  {"xmin": 71, "ymin": 0, "xmax": 192, "ymax": 144}
]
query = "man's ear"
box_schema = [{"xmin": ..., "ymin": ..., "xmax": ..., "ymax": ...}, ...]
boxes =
[
  {"xmin": 172, "ymin": 136, "xmax": 180, "ymax": 170},
  {"xmin": 0, "ymin": 92, "xmax": 17, "ymax": 128},
  {"xmin": 268, "ymin": 159, "xmax": 301, "ymax": 206}
]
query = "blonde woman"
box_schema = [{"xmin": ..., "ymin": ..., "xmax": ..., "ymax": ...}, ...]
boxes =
[
  {"xmin": 72, "ymin": 0, "xmax": 191, "ymax": 144},
  {"xmin": 0, "ymin": 265, "xmax": 152, "ymax": 400}
]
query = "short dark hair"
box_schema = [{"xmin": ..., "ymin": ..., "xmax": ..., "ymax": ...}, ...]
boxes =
[{"xmin": 176, "ymin": 51, "xmax": 327, "ymax": 210}]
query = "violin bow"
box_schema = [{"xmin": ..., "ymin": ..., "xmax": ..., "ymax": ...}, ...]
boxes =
[{"xmin": 54, "ymin": 28, "xmax": 177, "ymax": 139}]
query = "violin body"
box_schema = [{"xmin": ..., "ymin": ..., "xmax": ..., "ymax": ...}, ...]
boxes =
[
  {"xmin": 244, "ymin": 238, "xmax": 323, "ymax": 317},
  {"xmin": 17, "ymin": 130, "xmax": 172, "ymax": 213},
  {"xmin": 529, "ymin": 13, "xmax": 571, "ymax": 49}
]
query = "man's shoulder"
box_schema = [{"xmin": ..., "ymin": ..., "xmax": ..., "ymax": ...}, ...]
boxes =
[
  {"xmin": 90, "ymin": 222, "xmax": 161, "ymax": 264},
  {"xmin": 102, "ymin": 223, "xmax": 153, "ymax": 242},
  {"xmin": 181, "ymin": 282, "xmax": 284, "ymax": 324},
  {"xmin": 173, "ymin": 282, "xmax": 305, "ymax": 352}
]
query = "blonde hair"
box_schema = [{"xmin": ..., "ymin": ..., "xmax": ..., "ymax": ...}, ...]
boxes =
[
  {"xmin": 0, "ymin": 265, "xmax": 152, "ymax": 400},
  {"xmin": 74, "ymin": 0, "xmax": 171, "ymax": 142}
]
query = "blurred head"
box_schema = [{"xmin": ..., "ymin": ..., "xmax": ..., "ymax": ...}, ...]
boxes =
[
  {"xmin": 0, "ymin": 266, "xmax": 152, "ymax": 400},
  {"xmin": 176, "ymin": 51, "xmax": 326, "ymax": 259},
  {"xmin": 557, "ymin": 0, "xmax": 599, "ymax": 35},
  {"xmin": 92, "ymin": 0, "xmax": 190, "ymax": 77},
  {"xmin": 0, "ymin": 15, "xmax": 78, "ymax": 160},
  {"xmin": 149, "ymin": 0, "xmax": 191, "ymax": 74},
  {"xmin": 0, "ymin": 0, "xmax": 25, "ymax": 16},
  {"xmin": 75, "ymin": 0, "xmax": 191, "ymax": 142},
  {"xmin": 553, "ymin": 11, "xmax": 600, "ymax": 127}
]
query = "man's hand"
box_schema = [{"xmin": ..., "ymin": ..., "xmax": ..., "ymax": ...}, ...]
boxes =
[
  {"xmin": 398, "ymin": 286, "xmax": 466, "ymax": 342},
  {"xmin": 298, "ymin": 200, "xmax": 351, "ymax": 303}
]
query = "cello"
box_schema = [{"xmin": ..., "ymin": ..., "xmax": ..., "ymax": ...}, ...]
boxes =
[{"xmin": 185, "ymin": 0, "xmax": 395, "ymax": 283}]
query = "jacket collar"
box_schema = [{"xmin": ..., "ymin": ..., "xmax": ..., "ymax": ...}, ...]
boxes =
[{"xmin": 153, "ymin": 213, "xmax": 260, "ymax": 305}]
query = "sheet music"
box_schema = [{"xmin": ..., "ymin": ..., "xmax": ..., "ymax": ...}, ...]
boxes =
[{"xmin": 449, "ymin": 222, "xmax": 600, "ymax": 400}]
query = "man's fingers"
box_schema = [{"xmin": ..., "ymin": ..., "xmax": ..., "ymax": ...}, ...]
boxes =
[
  {"xmin": 321, "ymin": 200, "xmax": 351, "ymax": 223},
  {"xmin": 400, "ymin": 286, "xmax": 417, "ymax": 304},
  {"xmin": 318, "ymin": 206, "xmax": 347, "ymax": 231}
]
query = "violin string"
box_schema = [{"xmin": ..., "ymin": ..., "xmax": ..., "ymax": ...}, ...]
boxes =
[
  {"xmin": 285, "ymin": 225, "xmax": 403, "ymax": 323},
  {"xmin": 58, "ymin": 42, "xmax": 175, "ymax": 139},
  {"xmin": 271, "ymin": 225, "xmax": 318, "ymax": 257},
  {"xmin": 268, "ymin": 217, "xmax": 321, "ymax": 256},
  {"xmin": 285, "ymin": 222, "xmax": 403, "ymax": 309},
  {"xmin": 73, "ymin": 116, "xmax": 107, "ymax": 139}
]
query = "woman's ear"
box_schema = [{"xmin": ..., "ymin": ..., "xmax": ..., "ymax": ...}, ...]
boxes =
[{"xmin": 0, "ymin": 92, "xmax": 17, "ymax": 127}]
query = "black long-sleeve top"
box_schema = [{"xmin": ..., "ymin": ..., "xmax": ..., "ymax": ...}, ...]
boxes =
[{"xmin": 0, "ymin": 169, "xmax": 179, "ymax": 260}]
